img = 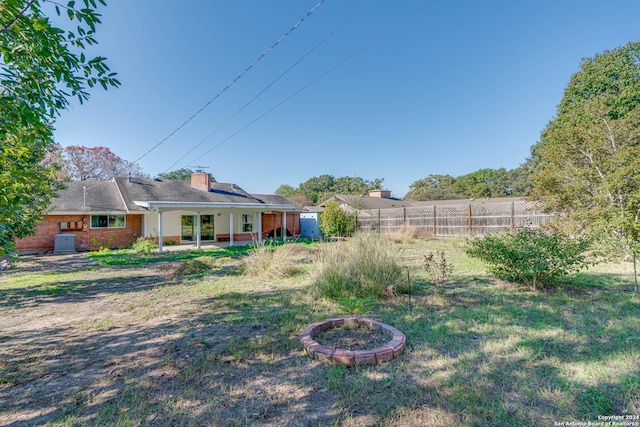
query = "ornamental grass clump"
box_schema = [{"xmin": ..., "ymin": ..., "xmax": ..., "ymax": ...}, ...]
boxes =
[
  {"xmin": 464, "ymin": 227, "xmax": 592, "ymax": 290},
  {"xmin": 313, "ymin": 233, "xmax": 405, "ymax": 300},
  {"xmin": 240, "ymin": 242, "xmax": 303, "ymax": 279}
]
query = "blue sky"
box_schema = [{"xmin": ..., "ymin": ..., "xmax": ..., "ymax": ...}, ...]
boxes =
[{"xmin": 51, "ymin": 0, "xmax": 640, "ymax": 197}]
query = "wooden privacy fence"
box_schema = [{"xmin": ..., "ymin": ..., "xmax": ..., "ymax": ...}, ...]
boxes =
[{"xmin": 356, "ymin": 200, "xmax": 552, "ymax": 237}]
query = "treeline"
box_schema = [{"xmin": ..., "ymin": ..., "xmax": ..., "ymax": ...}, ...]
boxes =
[
  {"xmin": 405, "ymin": 164, "xmax": 532, "ymax": 201},
  {"xmin": 275, "ymin": 164, "xmax": 531, "ymax": 206},
  {"xmin": 275, "ymin": 175, "xmax": 384, "ymax": 206}
]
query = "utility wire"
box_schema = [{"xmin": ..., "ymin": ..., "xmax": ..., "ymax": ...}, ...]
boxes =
[
  {"xmin": 79, "ymin": 0, "xmax": 325, "ymax": 193},
  {"xmin": 162, "ymin": 0, "xmax": 375, "ymax": 174},
  {"xmin": 185, "ymin": 0, "xmax": 438, "ymax": 165},
  {"xmin": 129, "ymin": 0, "xmax": 325, "ymax": 167}
]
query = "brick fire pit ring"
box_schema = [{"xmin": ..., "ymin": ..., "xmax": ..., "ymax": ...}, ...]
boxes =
[{"xmin": 300, "ymin": 317, "xmax": 406, "ymax": 366}]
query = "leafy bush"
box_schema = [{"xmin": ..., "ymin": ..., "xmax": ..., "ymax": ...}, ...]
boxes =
[
  {"xmin": 464, "ymin": 227, "xmax": 591, "ymax": 290},
  {"xmin": 131, "ymin": 237, "xmax": 158, "ymax": 253},
  {"xmin": 240, "ymin": 242, "xmax": 303, "ymax": 279},
  {"xmin": 313, "ymin": 233, "xmax": 405, "ymax": 300},
  {"xmin": 319, "ymin": 200, "xmax": 355, "ymax": 237}
]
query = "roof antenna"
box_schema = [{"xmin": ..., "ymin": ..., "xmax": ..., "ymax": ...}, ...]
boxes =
[{"xmin": 188, "ymin": 165, "xmax": 209, "ymax": 173}]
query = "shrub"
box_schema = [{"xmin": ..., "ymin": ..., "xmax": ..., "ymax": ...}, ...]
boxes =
[
  {"xmin": 319, "ymin": 200, "xmax": 355, "ymax": 238},
  {"xmin": 313, "ymin": 233, "xmax": 405, "ymax": 300},
  {"xmin": 464, "ymin": 227, "xmax": 591, "ymax": 290},
  {"xmin": 240, "ymin": 242, "xmax": 303, "ymax": 279},
  {"xmin": 131, "ymin": 237, "xmax": 158, "ymax": 253},
  {"xmin": 424, "ymin": 251, "xmax": 453, "ymax": 294}
]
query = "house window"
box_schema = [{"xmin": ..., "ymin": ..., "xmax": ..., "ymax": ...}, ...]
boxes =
[
  {"xmin": 91, "ymin": 215, "xmax": 125, "ymax": 228},
  {"xmin": 242, "ymin": 214, "xmax": 253, "ymax": 232}
]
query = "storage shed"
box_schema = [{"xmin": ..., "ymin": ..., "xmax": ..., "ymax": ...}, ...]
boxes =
[{"xmin": 300, "ymin": 211, "xmax": 323, "ymax": 239}]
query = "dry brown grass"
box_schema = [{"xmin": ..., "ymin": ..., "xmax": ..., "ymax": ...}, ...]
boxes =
[{"xmin": 383, "ymin": 226, "xmax": 419, "ymax": 244}]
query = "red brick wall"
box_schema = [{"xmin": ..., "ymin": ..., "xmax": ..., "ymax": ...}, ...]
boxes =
[
  {"xmin": 261, "ymin": 213, "xmax": 299, "ymax": 238},
  {"xmin": 15, "ymin": 214, "xmax": 142, "ymax": 253}
]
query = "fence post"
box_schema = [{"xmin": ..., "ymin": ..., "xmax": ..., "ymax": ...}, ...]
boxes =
[
  {"xmin": 510, "ymin": 202, "xmax": 515, "ymax": 232},
  {"xmin": 468, "ymin": 204, "xmax": 472, "ymax": 235},
  {"xmin": 433, "ymin": 206, "xmax": 437, "ymax": 236},
  {"xmin": 403, "ymin": 207, "xmax": 407, "ymax": 228},
  {"xmin": 378, "ymin": 209, "xmax": 381, "ymax": 235}
]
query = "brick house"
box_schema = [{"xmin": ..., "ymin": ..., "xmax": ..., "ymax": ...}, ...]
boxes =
[{"xmin": 15, "ymin": 173, "xmax": 299, "ymax": 253}]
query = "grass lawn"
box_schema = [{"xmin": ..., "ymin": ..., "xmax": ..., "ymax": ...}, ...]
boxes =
[{"xmin": 0, "ymin": 237, "xmax": 638, "ymax": 426}]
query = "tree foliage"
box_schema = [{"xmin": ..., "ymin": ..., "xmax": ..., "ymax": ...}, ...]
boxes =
[
  {"xmin": 59, "ymin": 145, "xmax": 145, "ymax": 181},
  {"xmin": 406, "ymin": 167, "xmax": 531, "ymax": 201},
  {"xmin": 319, "ymin": 200, "xmax": 355, "ymax": 238},
  {"xmin": 274, "ymin": 184, "xmax": 295, "ymax": 198},
  {"xmin": 0, "ymin": 0, "xmax": 119, "ymax": 254},
  {"xmin": 157, "ymin": 168, "xmax": 215, "ymax": 182},
  {"xmin": 277, "ymin": 175, "xmax": 384, "ymax": 205},
  {"xmin": 530, "ymin": 40, "xmax": 640, "ymax": 254}
]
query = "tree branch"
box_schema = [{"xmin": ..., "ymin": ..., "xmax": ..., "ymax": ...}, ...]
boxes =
[{"xmin": 0, "ymin": 0, "xmax": 37, "ymax": 35}]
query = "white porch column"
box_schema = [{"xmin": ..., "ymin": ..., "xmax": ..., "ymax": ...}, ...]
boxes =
[
  {"xmin": 257, "ymin": 211, "xmax": 263, "ymax": 244},
  {"xmin": 158, "ymin": 211, "xmax": 164, "ymax": 253},
  {"xmin": 196, "ymin": 212, "xmax": 201, "ymax": 249},
  {"xmin": 229, "ymin": 212, "xmax": 234, "ymax": 246},
  {"xmin": 282, "ymin": 211, "xmax": 287, "ymax": 242}
]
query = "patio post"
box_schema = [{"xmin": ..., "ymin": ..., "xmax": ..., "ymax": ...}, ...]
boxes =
[
  {"xmin": 158, "ymin": 210, "xmax": 163, "ymax": 253},
  {"xmin": 196, "ymin": 212, "xmax": 201, "ymax": 249},
  {"xmin": 229, "ymin": 212, "xmax": 234, "ymax": 246},
  {"xmin": 257, "ymin": 211, "xmax": 263, "ymax": 243},
  {"xmin": 282, "ymin": 211, "xmax": 287, "ymax": 242}
]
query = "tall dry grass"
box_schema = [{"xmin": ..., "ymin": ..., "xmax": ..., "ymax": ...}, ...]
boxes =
[
  {"xmin": 383, "ymin": 226, "xmax": 418, "ymax": 244},
  {"xmin": 240, "ymin": 243, "xmax": 305, "ymax": 280},
  {"xmin": 312, "ymin": 233, "xmax": 405, "ymax": 299}
]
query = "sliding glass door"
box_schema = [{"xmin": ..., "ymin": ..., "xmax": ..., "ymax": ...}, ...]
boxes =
[{"xmin": 181, "ymin": 215, "xmax": 214, "ymax": 242}]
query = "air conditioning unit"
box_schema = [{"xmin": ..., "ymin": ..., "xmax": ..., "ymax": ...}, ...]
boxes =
[{"xmin": 54, "ymin": 234, "xmax": 77, "ymax": 254}]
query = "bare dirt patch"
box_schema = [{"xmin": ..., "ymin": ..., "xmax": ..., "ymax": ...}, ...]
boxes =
[
  {"xmin": 0, "ymin": 252, "xmax": 358, "ymax": 426},
  {"xmin": 314, "ymin": 323, "xmax": 391, "ymax": 351}
]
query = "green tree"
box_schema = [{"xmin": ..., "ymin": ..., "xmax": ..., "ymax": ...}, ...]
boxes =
[
  {"xmin": 405, "ymin": 174, "xmax": 463, "ymax": 200},
  {"xmin": 297, "ymin": 174, "xmax": 336, "ymax": 204},
  {"xmin": 452, "ymin": 168, "xmax": 510, "ymax": 198},
  {"xmin": 333, "ymin": 176, "xmax": 384, "ymax": 195},
  {"xmin": 505, "ymin": 162, "xmax": 533, "ymax": 196},
  {"xmin": 0, "ymin": 0, "xmax": 119, "ymax": 254},
  {"xmin": 279, "ymin": 175, "xmax": 385, "ymax": 205},
  {"xmin": 319, "ymin": 200, "xmax": 355, "ymax": 237},
  {"xmin": 530, "ymin": 40, "xmax": 640, "ymax": 254},
  {"xmin": 274, "ymin": 184, "xmax": 295, "ymax": 198},
  {"xmin": 158, "ymin": 168, "xmax": 215, "ymax": 182}
]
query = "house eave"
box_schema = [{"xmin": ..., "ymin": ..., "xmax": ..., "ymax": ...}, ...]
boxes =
[
  {"xmin": 47, "ymin": 210, "xmax": 138, "ymax": 215},
  {"xmin": 133, "ymin": 201, "xmax": 297, "ymax": 211}
]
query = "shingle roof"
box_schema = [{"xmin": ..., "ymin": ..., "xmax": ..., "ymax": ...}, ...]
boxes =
[
  {"xmin": 51, "ymin": 181, "xmax": 126, "ymax": 213},
  {"xmin": 251, "ymin": 194, "xmax": 299, "ymax": 208},
  {"xmin": 321, "ymin": 195, "xmax": 417, "ymax": 210},
  {"xmin": 113, "ymin": 177, "xmax": 268, "ymax": 211},
  {"xmin": 49, "ymin": 178, "xmax": 298, "ymax": 213}
]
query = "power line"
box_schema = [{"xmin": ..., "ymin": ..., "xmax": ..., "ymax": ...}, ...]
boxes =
[
  {"xmin": 185, "ymin": 0, "xmax": 439, "ymax": 166},
  {"xmin": 129, "ymin": 0, "xmax": 325, "ymax": 167},
  {"xmin": 162, "ymin": 0, "xmax": 375, "ymax": 174},
  {"xmin": 80, "ymin": 0, "xmax": 325, "ymax": 192}
]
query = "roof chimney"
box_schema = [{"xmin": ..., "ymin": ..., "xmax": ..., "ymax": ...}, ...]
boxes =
[
  {"xmin": 191, "ymin": 172, "xmax": 211, "ymax": 191},
  {"xmin": 369, "ymin": 189, "xmax": 391, "ymax": 199}
]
